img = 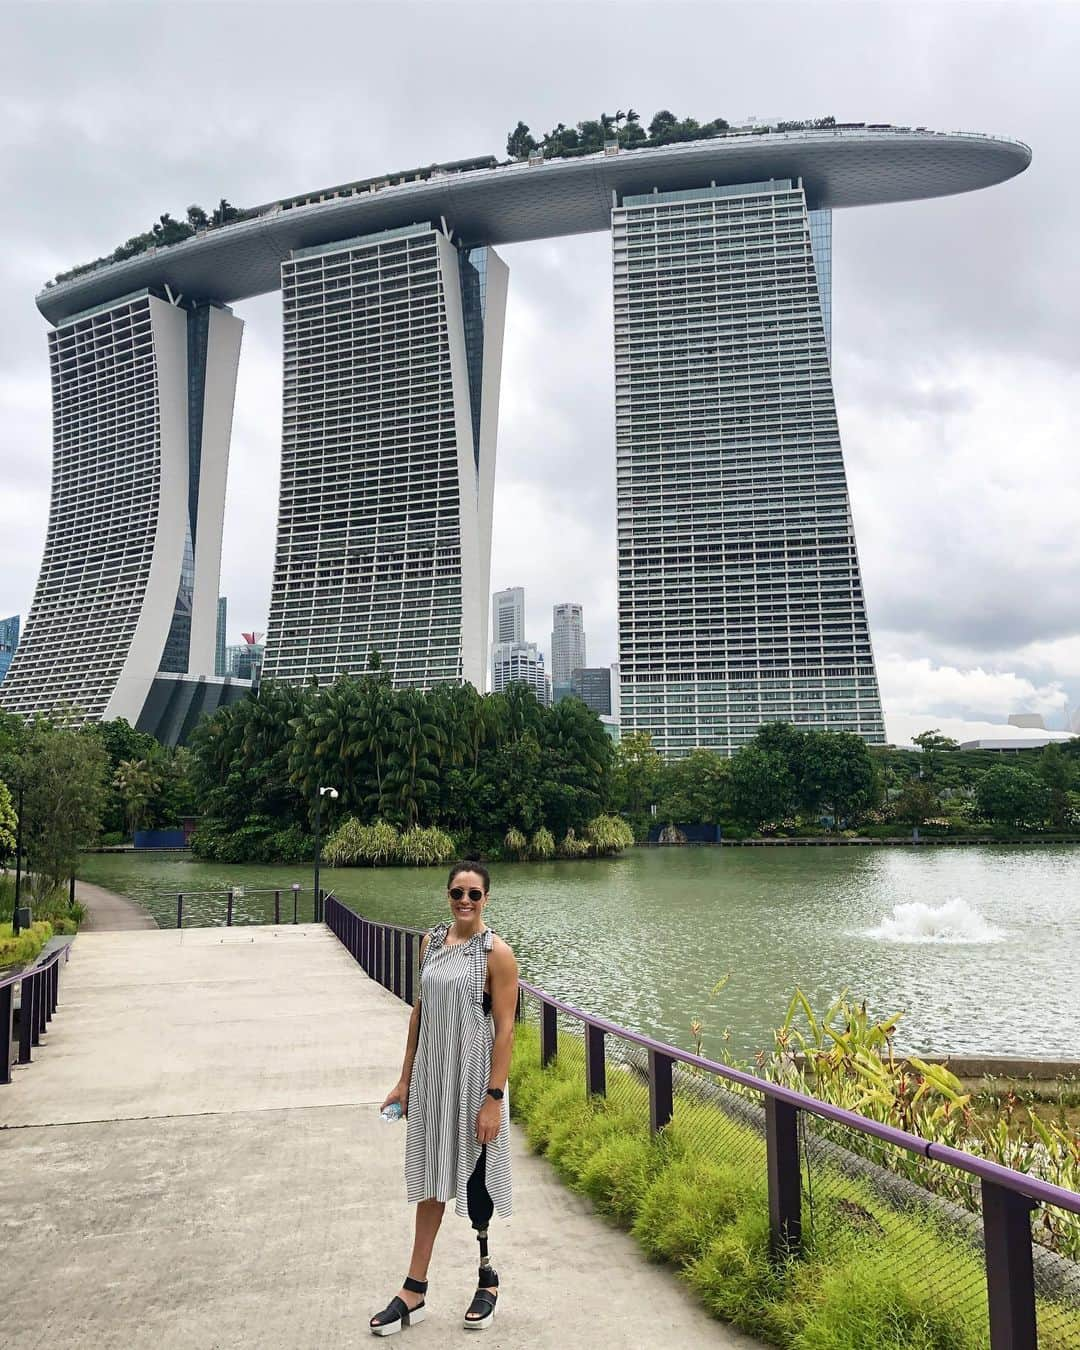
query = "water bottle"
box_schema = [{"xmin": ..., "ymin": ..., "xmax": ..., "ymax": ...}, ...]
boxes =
[{"xmin": 380, "ymin": 1101, "xmax": 404, "ymax": 1122}]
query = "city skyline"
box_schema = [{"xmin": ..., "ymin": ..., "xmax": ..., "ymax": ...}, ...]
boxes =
[{"xmin": 2, "ymin": 4, "xmax": 1077, "ymax": 748}]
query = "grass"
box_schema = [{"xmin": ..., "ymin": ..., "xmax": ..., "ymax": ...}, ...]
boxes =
[{"xmin": 509, "ymin": 1024, "xmax": 1080, "ymax": 1350}]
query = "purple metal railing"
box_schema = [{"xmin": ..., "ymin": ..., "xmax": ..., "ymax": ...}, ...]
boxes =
[
  {"xmin": 0, "ymin": 944, "xmax": 69, "ymax": 1087},
  {"xmin": 324, "ymin": 897, "xmax": 1080, "ymax": 1350}
]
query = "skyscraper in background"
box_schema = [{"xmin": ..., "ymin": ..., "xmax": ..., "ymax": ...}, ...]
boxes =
[
  {"xmin": 0, "ymin": 292, "xmax": 242, "ymax": 724},
  {"xmin": 571, "ymin": 667, "xmax": 612, "ymax": 716},
  {"xmin": 492, "ymin": 587, "xmax": 525, "ymax": 645},
  {"xmin": 0, "ymin": 615, "xmax": 19, "ymax": 686},
  {"xmin": 215, "ymin": 597, "xmax": 228, "ymax": 677},
  {"xmin": 491, "ymin": 640, "xmax": 549, "ymax": 706},
  {"xmin": 262, "ymin": 225, "xmax": 508, "ymax": 690},
  {"xmin": 612, "ymin": 180, "xmax": 885, "ymax": 756},
  {"xmin": 551, "ymin": 603, "xmax": 586, "ymax": 700}
]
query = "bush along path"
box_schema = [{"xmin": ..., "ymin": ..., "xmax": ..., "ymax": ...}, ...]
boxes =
[{"xmin": 508, "ymin": 1024, "xmax": 1080, "ymax": 1350}]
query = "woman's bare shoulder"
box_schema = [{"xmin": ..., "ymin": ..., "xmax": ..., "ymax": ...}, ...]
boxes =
[{"xmin": 488, "ymin": 933, "xmax": 518, "ymax": 973}]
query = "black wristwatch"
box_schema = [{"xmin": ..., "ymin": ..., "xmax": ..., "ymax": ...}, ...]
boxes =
[{"xmin": 486, "ymin": 1087, "xmax": 504, "ymax": 1101}]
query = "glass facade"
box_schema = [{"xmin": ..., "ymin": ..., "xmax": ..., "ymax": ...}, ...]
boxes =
[
  {"xmin": 0, "ymin": 614, "xmax": 19, "ymax": 686},
  {"xmin": 613, "ymin": 180, "xmax": 885, "ymax": 757},
  {"xmin": 459, "ymin": 245, "xmax": 488, "ymax": 468}
]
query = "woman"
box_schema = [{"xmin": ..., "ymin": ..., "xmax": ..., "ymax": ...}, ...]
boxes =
[{"xmin": 370, "ymin": 861, "xmax": 519, "ymax": 1335}]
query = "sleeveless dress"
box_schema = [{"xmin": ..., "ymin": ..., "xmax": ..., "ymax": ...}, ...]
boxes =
[{"xmin": 404, "ymin": 924, "xmax": 513, "ymax": 1219}]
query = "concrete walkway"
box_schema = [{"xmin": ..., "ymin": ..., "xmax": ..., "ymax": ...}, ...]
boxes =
[
  {"xmin": 75, "ymin": 878, "xmax": 158, "ymax": 931},
  {"xmin": 0, "ymin": 926, "xmax": 753, "ymax": 1349}
]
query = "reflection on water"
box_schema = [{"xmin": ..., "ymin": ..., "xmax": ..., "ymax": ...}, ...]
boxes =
[{"xmin": 76, "ymin": 845, "xmax": 1080, "ymax": 1060}]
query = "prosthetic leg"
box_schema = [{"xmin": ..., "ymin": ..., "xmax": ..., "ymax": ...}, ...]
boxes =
[{"xmin": 464, "ymin": 1146, "xmax": 499, "ymax": 1329}]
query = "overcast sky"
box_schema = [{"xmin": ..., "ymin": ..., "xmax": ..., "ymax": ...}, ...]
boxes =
[{"xmin": 2, "ymin": 0, "xmax": 1078, "ymax": 746}]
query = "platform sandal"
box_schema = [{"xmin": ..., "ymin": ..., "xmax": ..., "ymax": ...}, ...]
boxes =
[
  {"xmin": 369, "ymin": 1276, "xmax": 428, "ymax": 1336},
  {"xmin": 463, "ymin": 1266, "xmax": 498, "ymax": 1330}
]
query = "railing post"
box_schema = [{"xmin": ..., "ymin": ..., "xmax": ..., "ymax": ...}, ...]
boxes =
[
  {"xmin": 585, "ymin": 1023, "xmax": 606, "ymax": 1097},
  {"xmin": 226, "ymin": 890, "xmax": 234, "ymax": 927},
  {"xmin": 514, "ymin": 988, "xmax": 523, "ymax": 1023},
  {"xmin": 541, "ymin": 1001, "xmax": 558, "ymax": 1067},
  {"xmin": 982, "ymin": 1180, "xmax": 1037, "ymax": 1350},
  {"xmin": 44, "ymin": 964, "xmax": 53, "ymax": 1023},
  {"xmin": 648, "ymin": 1048, "xmax": 673, "ymax": 1132},
  {"xmin": 405, "ymin": 932, "xmax": 415, "ymax": 1005},
  {"xmin": 393, "ymin": 930, "xmax": 402, "ymax": 999},
  {"xmin": 0, "ymin": 982, "xmax": 12, "ymax": 1085},
  {"xmin": 176, "ymin": 893, "xmax": 183, "ymax": 929},
  {"xmin": 765, "ymin": 1098, "xmax": 802, "ymax": 1260},
  {"xmin": 50, "ymin": 960, "xmax": 59, "ymax": 1014},
  {"xmin": 17, "ymin": 972, "xmax": 33, "ymax": 1063},
  {"xmin": 37, "ymin": 970, "xmax": 47, "ymax": 1037},
  {"xmin": 274, "ymin": 890, "xmax": 281, "ymax": 925},
  {"xmin": 382, "ymin": 926, "xmax": 392, "ymax": 988},
  {"xmin": 293, "ymin": 887, "xmax": 299, "ymax": 924}
]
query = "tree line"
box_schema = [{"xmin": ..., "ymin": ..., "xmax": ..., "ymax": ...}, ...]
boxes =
[
  {"xmin": 3, "ymin": 693, "xmax": 1078, "ymax": 879},
  {"xmin": 505, "ymin": 110, "xmax": 837, "ymax": 160}
]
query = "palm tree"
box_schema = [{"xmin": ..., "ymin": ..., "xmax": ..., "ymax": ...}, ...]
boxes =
[{"xmin": 113, "ymin": 758, "xmax": 160, "ymax": 837}]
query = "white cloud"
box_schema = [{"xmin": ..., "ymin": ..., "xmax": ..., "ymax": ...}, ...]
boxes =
[{"xmin": 877, "ymin": 652, "xmax": 1068, "ymax": 745}]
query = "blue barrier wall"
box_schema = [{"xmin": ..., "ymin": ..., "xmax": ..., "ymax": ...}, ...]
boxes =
[{"xmin": 133, "ymin": 828, "xmax": 188, "ymax": 849}]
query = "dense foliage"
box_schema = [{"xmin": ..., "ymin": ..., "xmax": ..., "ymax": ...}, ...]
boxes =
[
  {"xmin": 187, "ymin": 673, "xmax": 616, "ymax": 863},
  {"xmin": 610, "ymin": 723, "xmax": 1080, "ymax": 841},
  {"xmin": 506, "ymin": 109, "xmax": 837, "ymax": 159}
]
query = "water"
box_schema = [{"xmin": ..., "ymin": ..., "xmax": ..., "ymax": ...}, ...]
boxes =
[{"xmin": 76, "ymin": 846, "xmax": 1080, "ymax": 1061}]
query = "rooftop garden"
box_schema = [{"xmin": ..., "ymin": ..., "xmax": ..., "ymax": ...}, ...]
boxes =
[
  {"xmin": 505, "ymin": 109, "xmax": 837, "ymax": 160},
  {"xmin": 47, "ymin": 113, "xmax": 843, "ymax": 288},
  {"xmin": 48, "ymin": 198, "xmax": 256, "ymax": 287}
]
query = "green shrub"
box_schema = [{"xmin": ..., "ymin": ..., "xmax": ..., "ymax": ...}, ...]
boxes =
[
  {"xmin": 0, "ymin": 920, "xmax": 54, "ymax": 969},
  {"xmin": 397, "ymin": 825, "xmax": 455, "ymax": 866},
  {"xmin": 530, "ymin": 827, "xmax": 555, "ymax": 859},
  {"xmin": 558, "ymin": 828, "xmax": 591, "ymax": 858},
  {"xmin": 585, "ymin": 813, "xmax": 636, "ymax": 855},
  {"xmin": 503, "ymin": 827, "xmax": 528, "ymax": 860},
  {"xmin": 324, "ymin": 818, "xmax": 400, "ymax": 866}
]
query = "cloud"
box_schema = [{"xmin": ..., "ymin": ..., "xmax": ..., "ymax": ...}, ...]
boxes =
[{"xmin": 878, "ymin": 651, "xmax": 1068, "ymax": 745}]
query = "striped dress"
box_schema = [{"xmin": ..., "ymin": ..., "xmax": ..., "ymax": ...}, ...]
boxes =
[{"xmin": 404, "ymin": 924, "xmax": 513, "ymax": 1219}]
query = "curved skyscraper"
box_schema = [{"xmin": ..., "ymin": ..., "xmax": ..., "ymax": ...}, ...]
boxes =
[
  {"xmin": 1, "ymin": 292, "xmax": 242, "ymax": 725},
  {"xmin": 9, "ymin": 124, "xmax": 1030, "ymax": 751}
]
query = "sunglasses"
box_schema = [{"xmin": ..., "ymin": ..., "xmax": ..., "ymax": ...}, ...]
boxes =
[{"xmin": 449, "ymin": 886, "xmax": 485, "ymax": 902}]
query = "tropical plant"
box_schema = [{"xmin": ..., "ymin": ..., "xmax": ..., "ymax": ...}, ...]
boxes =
[
  {"xmin": 530, "ymin": 826, "xmax": 555, "ymax": 860},
  {"xmin": 504, "ymin": 826, "xmax": 528, "ymax": 860},
  {"xmin": 585, "ymin": 814, "xmax": 635, "ymax": 855},
  {"xmin": 558, "ymin": 828, "xmax": 591, "ymax": 858},
  {"xmin": 112, "ymin": 757, "xmax": 161, "ymax": 836}
]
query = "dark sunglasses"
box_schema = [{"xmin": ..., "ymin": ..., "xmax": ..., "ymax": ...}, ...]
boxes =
[{"xmin": 449, "ymin": 886, "xmax": 485, "ymax": 902}]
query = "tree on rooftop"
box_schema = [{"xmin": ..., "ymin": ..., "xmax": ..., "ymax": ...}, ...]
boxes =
[{"xmin": 506, "ymin": 120, "xmax": 536, "ymax": 159}]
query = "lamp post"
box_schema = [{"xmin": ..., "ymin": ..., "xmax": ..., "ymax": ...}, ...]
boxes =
[{"xmin": 313, "ymin": 786, "xmax": 339, "ymax": 922}]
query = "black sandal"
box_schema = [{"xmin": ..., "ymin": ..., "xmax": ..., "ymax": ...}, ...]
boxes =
[
  {"xmin": 464, "ymin": 1266, "xmax": 498, "ymax": 1330},
  {"xmin": 370, "ymin": 1276, "xmax": 428, "ymax": 1336}
]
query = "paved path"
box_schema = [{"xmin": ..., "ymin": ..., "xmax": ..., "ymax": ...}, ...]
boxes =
[
  {"xmin": 75, "ymin": 878, "xmax": 158, "ymax": 931},
  {"xmin": 0, "ymin": 926, "xmax": 753, "ymax": 1349}
]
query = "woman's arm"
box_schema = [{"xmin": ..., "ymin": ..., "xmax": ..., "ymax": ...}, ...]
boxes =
[
  {"xmin": 380, "ymin": 931, "xmax": 430, "ymax": 1114},
  {"xmin": 476, "ymin": 938, "xmax": 519, "ymax": 1144}
]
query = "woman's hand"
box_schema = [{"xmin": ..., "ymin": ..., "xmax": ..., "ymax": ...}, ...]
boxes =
[
  {"xmin": 476, "ymin": 1096, "xmax": 502, "ymax": 1145},
  {"xmin": 381, "ymin": 1079, "xmax": 409, "ymax": 1116}
]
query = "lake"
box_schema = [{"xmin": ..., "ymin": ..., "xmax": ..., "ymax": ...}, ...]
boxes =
[{"xmin": 76, "ymin": 845, "xmax": 1080, "ymax": 1061}]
